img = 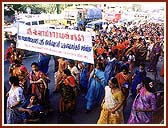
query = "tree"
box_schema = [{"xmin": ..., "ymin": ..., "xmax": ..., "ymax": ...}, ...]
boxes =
[
  {"xmin": 56, "ymin": 4, "xmax": 64, "ymax": 14},
  {"xmin": 4, "ymin": 4, "xmax": 19, "ymax": 15},
  {"xmin": 4, "ymin": 3, "xmax": 73, "ymax": 16},
  {"xmin": 4, "ymin": 4, "xmax": 62, "ymax": 15}
]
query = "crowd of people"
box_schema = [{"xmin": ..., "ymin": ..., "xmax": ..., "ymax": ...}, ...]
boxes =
[{"xmin": 4, "ymin": 20, "xmax": 164, "ymax": 124}]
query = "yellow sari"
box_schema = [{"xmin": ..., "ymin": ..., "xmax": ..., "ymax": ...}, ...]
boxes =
[{"xmin": 97, "ymin": 87, "xmax": 124, "ymax": 124}]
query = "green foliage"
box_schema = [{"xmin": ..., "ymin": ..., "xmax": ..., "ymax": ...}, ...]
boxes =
[{"xmin": 4, "ymin": 4, "xmax": 65, "ymax": 15}]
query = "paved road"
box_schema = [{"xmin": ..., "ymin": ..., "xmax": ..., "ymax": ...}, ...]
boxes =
[{"xmin": 3, "ymin": 40, "xmax": 164, "ymax": 124}]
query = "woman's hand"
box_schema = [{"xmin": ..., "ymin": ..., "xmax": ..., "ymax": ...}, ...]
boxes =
[
  {"xmin": 30, "ymin": 80, "xmax": 36, "ymax": 84},
  {"xmin": 44, "ymin": 76, "xmax": 50, "ymax": 83},
  {"xmin": 135, "ymin": 109, "xmax": 144, "ymax": 112},
  {"xmin": 94, "ymin": 75, "xmax": 101, "ymax": 83},
  {"xmin": 101, "ymin": 99, "xmax": 105, "ymax": 109},
  {"xmin": 135, "ymin": 108, "xmax": 153, "ymax": 112},
  {"xmin": 6, "ymin": 92, "xmax": 9, "ymax": 97},
  {"xmin": 10, "ymin": 101, "xmax": 21, "ymax": 109},
  {"xmin": 27, "ymin": 109, "xmax": 33, "ymax": 115},
  {"xmin": 63, "ymin": 78, "xmax": 69, "ymax": 85},
  {"xmin": 10, "ymin": 105, "xmax": 15, "ymax": 109},
  {"xmin": 96, "ymin": 78, "xmax": 101, "ymax": 83},
  {"xmin": 110, "ymin": 108, "xmax": 116, "ymax": 114},
  {"xmin": 132, "ymin": 74, "xmax": 136, "ymax": 79}
]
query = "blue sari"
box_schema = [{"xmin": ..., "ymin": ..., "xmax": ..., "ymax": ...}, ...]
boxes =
[
  {"xmin": 131, "ymin": 68, "xmax": 146, "ymax": 97},
  {"xmin": 104, "ymin": 59, "xmax": 117, "ymax": 84},
  {"xmin": 20, "ymin": 99, "xmax": 44, "ymax": 120},
  {"xmin": 85, "ymin": 69, "xmax": 106, "ymax": 110},
  {"xmin": 38, "ymin": 53, "xmax": 51, "ymax": 74},
  {"xmin": 80, "ymin": 65, "xmax": 89, "ymax": 89}
]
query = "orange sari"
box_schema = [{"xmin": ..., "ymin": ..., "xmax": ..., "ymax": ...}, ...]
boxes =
[
  {"xmin": 55, "ymin": 58, "xmax": 67, "ymax": 91},
  {"xmin": 116, "ymin": 43, "xmax": 125, "ymax": 60},
  {"xmin": 115, "ymin": 72, "xmax": 132, "ymax": 99},
  {"xmin": 115, "ymin": 72, "xmax": 132, "ymax": 88},
  {"xmin": 111, "ymin": 45, "xmax": 117, "ymax": 53},
  {"xmin": 96, "ymin": 47, "xmax": 105, "ymax": 55},
  {"xmin": 12, "ymin": 65, "xmax": 29, "ymax": 95}
]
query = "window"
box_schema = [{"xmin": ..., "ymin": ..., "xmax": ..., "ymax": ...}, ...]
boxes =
[
  {"xmin": 49, "ymin": 27, "xmax": 55, "ymax": 29},
  {"xmin": 67, "ymin": 20, "xmax": 71, "ymax": 25},
  {"xmin": 32, "ymin": 21, "xmax": 38, "ymax": 25},
  {"xmin": 25, "ymin": 22, "xmax": 31, "ymax": 25},
  {"xmin": 39, "ymin": 20, "xmax": 45, "ymax": 25}
]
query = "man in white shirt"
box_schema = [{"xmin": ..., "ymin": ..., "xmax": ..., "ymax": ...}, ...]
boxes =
[{"xmin": 68, "ymin": 60, "xmax": 80, "ymax": 86}]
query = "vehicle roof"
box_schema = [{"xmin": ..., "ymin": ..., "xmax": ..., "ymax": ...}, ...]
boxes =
[
  {"xmin": 64, "ymin": 6, "xmax": 102, "ymax": 19},
  {"xmin": 87, "ymin": 19, "xmax": 108, "ymax": 25},
  {"xmin": 32, "ymin": 24, "xmax": 56, "ymax": 28},
  {"xmin": 16, "ymin": 18, "xmax": 45, "ymax": 23}
]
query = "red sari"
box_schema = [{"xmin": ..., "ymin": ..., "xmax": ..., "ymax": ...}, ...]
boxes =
[
  {"xmin": 5, "ymin": 46, "xmax": 14, "ymax": 61},
  {"xmin": 29, "ymin": 70, "xmax": 47, "ymax": 102}
]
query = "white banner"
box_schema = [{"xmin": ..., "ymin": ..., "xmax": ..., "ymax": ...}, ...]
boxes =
[{"xmin": 16, "ymin": 24, "xmax": 94, "ymax": 64}]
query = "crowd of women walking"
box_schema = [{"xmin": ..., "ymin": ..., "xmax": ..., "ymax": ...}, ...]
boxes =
[{"xmin": 4, "ymin": 21, "xmax": 164, "ymax": 124}]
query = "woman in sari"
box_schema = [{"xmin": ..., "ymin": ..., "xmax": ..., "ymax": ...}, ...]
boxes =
[
  {"xmin": 38, "ymin": 53, "xmax": 51, "ymax": 74},
  {"xmin": 134, "ymin": 38, "xmax": 147, "ymax": 66},
  {"xmin": 97, "ymin": 77, "xmax": 125, "ymax": 124},
  {"xmin": 96, "ymin": 44, "xmax": 105, "ymax": 56},
  {"xmin": 160, "ymin": 62, "xmax": 164, "ymax": 77},
  {"xmin": 5, "ymin": 43, "xmax": 15, "ymax": 63},
  {"xmin": 10, "ymin": 59, "xmax": 29, "ymax": 96},
  {"xmin": 115, "ymin": 65, "xmax": 132, "ymax": 99},
  {"xmin": 79, "ymin": 62, "xmax": 89, "ymax": 94},
  {"xmin": 9, "ymin": 49, "xmax": 18, "ymax": 64},
  {"xmin": 29, "ymin": 62, "xmax": 50, "ymax": 106},
  {"xmin": 104, "ymin": 52, "xmax": 117, "ymax": 84},
  {"xmin": 18, "ymin": 95, "xmax": 44, "ymax": 123},
  {"xmin": 85, "ymin": 62, "xmax": 106, "ymax": 113},
  {"xmin": 53, "ymin": 58, "xmax": 67, "ymax": 93},
  {"xmin": 131, "ymin": 63, "xmax": 146, "ymax": 98},
  {"xmin": 116, "ymin": 40, "xmax": 125, "ymax": 61},
  {"xmin": 128, "ymin": 77, "xmax": 156, "ymax": 124},
  {"xmin": 147, "ymin": 42, "xmax": 162, "ymax": 72},
  {"xmin": 126, "ymin": 50, "xmax": 136, "ymax": 73},
  {"xmin": 6, "ymin": 76, "xmax": 25, "ymax": 124},
  {"xmin": 59, "ymin": 68, "xmax": 76, "ymax": 113}
]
